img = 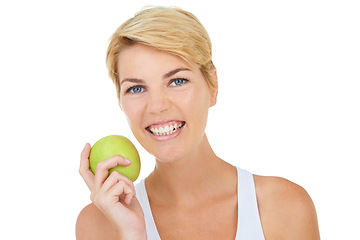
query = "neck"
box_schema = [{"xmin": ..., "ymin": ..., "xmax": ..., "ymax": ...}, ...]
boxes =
[{"xmin": 146, "ymin": 134, "xmax": 236, "ymax": 206}]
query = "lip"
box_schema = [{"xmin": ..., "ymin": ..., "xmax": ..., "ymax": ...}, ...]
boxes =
[{"xmin": 145, "ymin": 120, "xmax": 186, "ymax": 141}]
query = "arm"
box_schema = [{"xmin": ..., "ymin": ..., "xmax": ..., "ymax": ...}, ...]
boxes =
[
  {"xmin": 76, "ymin": 203, "xmax": 119, "ymax": 240},
  {"xmin": 255, "ymin": 176, "xmax": 320, "ymax": 240}
]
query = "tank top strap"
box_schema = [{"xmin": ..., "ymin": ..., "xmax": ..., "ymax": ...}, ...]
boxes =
[
  {"xmin": 235, "ymin": 167, "xmax": 265, "ymax": 239},
  {"xmin": 135, "ymin": 179, "xmax": 162, "ymax": 240}
]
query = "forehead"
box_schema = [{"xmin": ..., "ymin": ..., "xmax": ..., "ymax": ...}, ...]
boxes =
[{"xmin": 117, "ymin": 44, "xmax": 195, "ymax": 77}]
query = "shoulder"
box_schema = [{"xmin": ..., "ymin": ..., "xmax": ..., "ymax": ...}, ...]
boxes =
[
  {"xmin": 253, "ymin": 175, "xmax": 320, "ymax": 240},
  {"xmin": 76, "ymin": 203, "xmax": 118, "ymax": 240}
]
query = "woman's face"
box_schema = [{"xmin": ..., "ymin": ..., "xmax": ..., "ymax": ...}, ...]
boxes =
[{"xmin": 118, "ymin": 44, "xmax": 217, "ymax": 162}]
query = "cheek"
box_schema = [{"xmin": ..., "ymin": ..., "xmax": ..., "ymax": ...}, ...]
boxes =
[
  {"xmin": 181, "ymin": 86, "xmax": 211, "ymax": 124},
  {"xmin": 121, "ymin": 99, "xmax": 144, "ymax": 130}
]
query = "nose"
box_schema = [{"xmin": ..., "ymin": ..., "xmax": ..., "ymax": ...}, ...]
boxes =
[{"xmin": 147, "ymin": 90, "xmax": 171, "ymax": 115}]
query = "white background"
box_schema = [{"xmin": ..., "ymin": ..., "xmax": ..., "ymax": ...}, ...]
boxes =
[{"xmin": 0, "ymin": 0, "xmax": 359, "ymax": 239}]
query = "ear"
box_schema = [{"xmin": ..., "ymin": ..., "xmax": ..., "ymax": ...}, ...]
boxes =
[{"xmin": 210, "ymin": 66, "xmax": 218, "ymax": 107}]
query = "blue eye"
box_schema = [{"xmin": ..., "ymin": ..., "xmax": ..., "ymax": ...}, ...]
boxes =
[
  {"xmin": 171, "ymin": 78, "xmax": 188, "ymax": 86},
  {"xmin": 128, "ymin": 86, "xmax": 144, "ymax": 94}
]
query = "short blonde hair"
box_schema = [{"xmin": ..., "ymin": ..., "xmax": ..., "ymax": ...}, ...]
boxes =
[{"xmin": 106, "ymin": 6, "xmax": 216, "ymax": 100}]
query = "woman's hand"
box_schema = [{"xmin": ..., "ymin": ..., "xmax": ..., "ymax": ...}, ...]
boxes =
[{"xmin": 79, "ymin": 143, "xmax": 146, "ymax": 239}]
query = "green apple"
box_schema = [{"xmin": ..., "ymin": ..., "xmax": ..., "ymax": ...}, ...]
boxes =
[{"xmin": 89, "ymin": 135, "xmax": 141, "ymax": 182}]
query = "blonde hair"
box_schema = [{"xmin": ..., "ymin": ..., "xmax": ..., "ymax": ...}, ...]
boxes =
[{"xmin": 106, "ymin": 6, "xmax": 216, "ymax": 100}]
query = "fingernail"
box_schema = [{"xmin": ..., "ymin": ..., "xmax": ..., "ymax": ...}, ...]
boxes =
[
  {"xmin": 84, "ymin": 143, "xmax": 88, "ymax": 149},
  {"xmin": 125, "ymin": 158, "xmax": 131, "ymax": 164}
]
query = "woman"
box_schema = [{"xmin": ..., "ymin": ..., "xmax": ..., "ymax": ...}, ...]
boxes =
[{"xmin": 76, "ymin": 6, "xmax": 320, "ymax": 240}]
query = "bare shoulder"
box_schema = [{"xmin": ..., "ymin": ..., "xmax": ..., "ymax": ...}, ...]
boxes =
[
  {"xmin": 253, "ymin": 175, "xmax": 320, "ymax": 240},
  {"xmin": 76, "ymin": 203, "xmax": 118, "ymax": 240}
]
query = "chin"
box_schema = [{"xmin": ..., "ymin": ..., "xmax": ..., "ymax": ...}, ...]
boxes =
[{"xmin": 150, "ymin": 147, "xmax": 187, "ymax": 163}]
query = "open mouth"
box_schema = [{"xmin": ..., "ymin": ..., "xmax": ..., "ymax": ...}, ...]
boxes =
[{"xmin": 146, "ymin": 121, "xmax": 186, "ymax": 136}]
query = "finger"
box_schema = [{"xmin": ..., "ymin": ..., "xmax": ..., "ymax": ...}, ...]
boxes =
[
  {"xmin": 107, "ymin": 180, "xmax": 135, "ymax": 206},
  {"xmin": 93, "ymin": 155, "xmax": 131, "ymax": 192},
  {"xmin": 123, "ymin": 188, "xmax": 135, "ymax": 206},
  {"xmin": 100, "ymin": 171, "xmax": 135, "ymax": 195},
  {"xmin": 79, "ymin": 143, "xmax": 94, "ymax": 190}
]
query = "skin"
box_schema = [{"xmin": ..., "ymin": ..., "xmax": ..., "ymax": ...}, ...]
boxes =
[{"xmin": 76, "ymin": 44, "xmax": 320, "ymax": 240}]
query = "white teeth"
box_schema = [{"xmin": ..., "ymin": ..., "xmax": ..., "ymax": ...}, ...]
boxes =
[
  {"xmin": 159, "ymin": 127, "xmax": 164, "ymax": 135},
  {"xmin": 164, "ymin": 126, "xmax": 170, "ymax": 135},
  {"xmin": 170, "ymin": 125, "xmax": 174, "ymax": 134},
  {"xmin": 149, "ymin": 122, "xmax": 184, "ymax": 136}
]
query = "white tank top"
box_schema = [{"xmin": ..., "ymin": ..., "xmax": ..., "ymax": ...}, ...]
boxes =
[{"xmin": 135, "ymin": 167, "xmax": 265, "ymax": 239}]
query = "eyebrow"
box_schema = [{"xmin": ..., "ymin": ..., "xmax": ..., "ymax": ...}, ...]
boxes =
[
  {"xmin": 163, "ymin": 68, "xmax": 191, "ymax": 79},
  {"xmin": 120, "ymin": 78, "xmax": 144, "ymax": 85},
  {"xmin": 120, "ymin": 68, "xmax": 192, "ymax": 85}
]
